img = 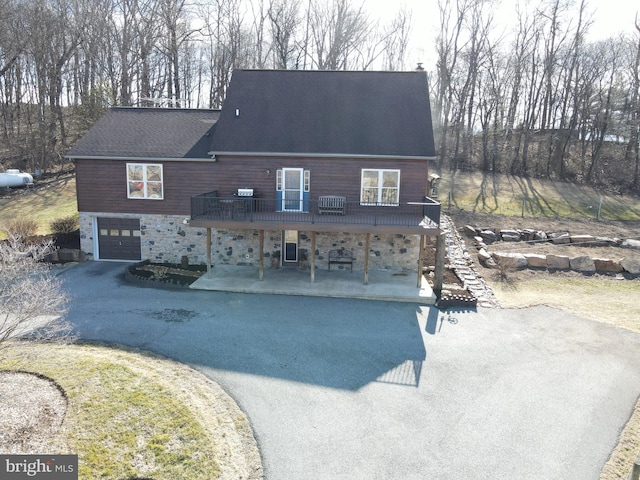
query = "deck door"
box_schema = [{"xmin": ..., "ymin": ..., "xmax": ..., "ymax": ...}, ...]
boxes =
[{"xmin": 281, "ymin": 168, "xmax": 303, "ymax": 211}]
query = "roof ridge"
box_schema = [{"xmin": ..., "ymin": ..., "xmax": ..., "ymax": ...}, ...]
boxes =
[{"xmin": 109, "ymin": 106, "xmax": 221, "ymax": 113}]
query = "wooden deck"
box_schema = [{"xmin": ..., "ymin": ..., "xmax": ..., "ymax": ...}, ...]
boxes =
[{"xmin": 189, "ymin": 196, "xmax": 441, "ymax": 235}]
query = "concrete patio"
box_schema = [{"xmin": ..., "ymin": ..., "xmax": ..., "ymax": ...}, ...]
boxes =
[{"xmin": 190, "ymin": 264, "xmax": 437, "ymax": 304}]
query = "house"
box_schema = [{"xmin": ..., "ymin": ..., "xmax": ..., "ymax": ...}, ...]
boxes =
[{"xmin": 67, "ymin": 69, "xmax": 442, "ymax": 286}]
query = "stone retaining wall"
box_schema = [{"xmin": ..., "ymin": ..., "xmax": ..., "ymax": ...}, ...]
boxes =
[{"xmin": 464, "ymin": 224, "xmax": 640, "ymax": 275}]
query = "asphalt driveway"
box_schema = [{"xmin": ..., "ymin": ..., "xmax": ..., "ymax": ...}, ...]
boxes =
[{"xmin": 60, "ymin": 261, "xmax": 640, "ymax": 480}]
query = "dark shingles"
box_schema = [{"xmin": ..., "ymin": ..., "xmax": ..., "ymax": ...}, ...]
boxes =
[
  {"xmin": 210, "ymin": 70, "xmax": 436, "ymax": 158},
  {"xmin": 66, "ymin": 108, "xmax": 220, "ymax": 159}
]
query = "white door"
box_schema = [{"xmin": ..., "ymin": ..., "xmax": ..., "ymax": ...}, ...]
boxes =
[{"xmin": 282, "ymin": 168, "xmax": 303, "ymax": 211}]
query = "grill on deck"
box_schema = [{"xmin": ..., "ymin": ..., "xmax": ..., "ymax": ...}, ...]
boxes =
[{"xmin": 237, "ymin": 188, "xmax": 254, "ymax": 197}]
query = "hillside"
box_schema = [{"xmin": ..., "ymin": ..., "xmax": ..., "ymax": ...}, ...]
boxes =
[{"xmin": 0, "ymin": 173, "xmax": 77, "ymax": 236}]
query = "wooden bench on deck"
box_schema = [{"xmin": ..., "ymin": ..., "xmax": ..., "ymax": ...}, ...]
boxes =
[
  {"xmin": 318, "ymin": 195, "xmax": 346, "ymax": 215},
  {"xmin": 328, "ymin": 249, "xmax": 354, "ymax": 271}
]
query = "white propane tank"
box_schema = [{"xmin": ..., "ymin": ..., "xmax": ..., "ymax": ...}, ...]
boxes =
[{"xmin": 0, "ymin": 169, "xmax": 34, "ymax": 188}]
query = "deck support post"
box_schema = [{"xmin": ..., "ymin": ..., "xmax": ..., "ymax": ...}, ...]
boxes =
[
  {"xmin": 417, "ymin": 235, "xmax": 426, "ymax": 287},
  {"xmin": 206, "ymin": 228, "xmax": 212, "ymax": 278},
  {"xmin": 434, "ymin": 232, "xmax": 446, "ymax": 294},
  {"xmin": 310, "ymin": 231, "xmax": 316, "ymax": 283},
  {"xmin": 259, "ymin": 229, "xmax": 264, "ymax": 280},
  {"xmin": 364, "ymin": 233, "xmax": 370, "ymax": 285}
]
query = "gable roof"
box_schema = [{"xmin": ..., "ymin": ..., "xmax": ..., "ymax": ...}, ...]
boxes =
[
  {"xmin": 210, "ymin": 69, "xmax": 436, "ymax": 159},
  {"xmin": 66, "ymin": 108, "xmax": 220, "ymax": 160}
]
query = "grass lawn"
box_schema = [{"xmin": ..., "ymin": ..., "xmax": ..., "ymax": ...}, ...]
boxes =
[
  {"xmin": 489, "ymin": 275, "xmax": 640, "ymax": 333},
  {"xmin": 0, "ymin": 175, "xmax": 78, "ymax": 236},
  {"xmin": 0, "ymin": 342, "xmax": 259, "ymax": 479},
  {"xmin": 439, "ymin": 171, "xmax": 640, "ymax": 221}
]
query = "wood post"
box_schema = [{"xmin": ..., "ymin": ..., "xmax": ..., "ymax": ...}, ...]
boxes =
[
  {"xmin": 206, "ymin": 227, "xmax": 212, "ymax": 278},
  {"xmin": 434, "ymin": 232, "xmax": 446, "ymax": 294},
  {"xmin": 259, "ymin": 229, "xmax": 264, "ymax": 280},
  {"xmin": 417, "ymin": 235, "xmax": 426, "ymax": 287},
  {"xmin": 364, "ymin": 233, "xmax": 370, "ymax": 285},
  {"xmin": 310, "ymin": 231, "xmax": 316, "ymax": 283}
]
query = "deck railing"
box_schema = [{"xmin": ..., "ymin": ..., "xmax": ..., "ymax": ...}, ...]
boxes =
[{"xmin": 190, "ymin": 193, "xmax": 441, "ymax": 228}]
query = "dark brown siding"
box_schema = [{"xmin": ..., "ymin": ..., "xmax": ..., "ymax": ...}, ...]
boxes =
[
  {"xmin": 76, "ymin": 159, "xmax": 216, "ymax": 215},
  {"xmin": 212, "ymin": 155, "xmax": 429, "ymax": 203},
  {"xmin": 76, "ymin": 155, "xmax": 430, "ymax": 215}
]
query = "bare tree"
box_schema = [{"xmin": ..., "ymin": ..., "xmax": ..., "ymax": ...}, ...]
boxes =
[
  {"xmin": 307, "ymin": 0, "xmax": 371, "ymax": 70},
  {"xmin": 268, "ymin": 0, "xmax": 301, "ymax": 69},
  {"xmin": 381, "ymin": 7, "xmax": 412, "ymax": 71},
  {"xmin": 627, "ymin": 16, "xmax": 640, "ymax": 190},
  {"xmin": 433, "ymin": 0, "xmax": 473, "ymax": 171},
  {"xmin": 0, "ymin": 232, "xmax": 72, "ymax": 355}
]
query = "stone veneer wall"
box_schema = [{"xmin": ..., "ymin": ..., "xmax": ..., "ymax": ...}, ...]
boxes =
[
  {"xmin": 79, "ymin": 212, "xmax": 209, "ymax": 263},
  {"xmin": 209, "ymin": 229, "xmax": 420, "ymax": 271},
  {"xmin": 80, "ymin": 212, "xmax": 421, "ymax": 270}
]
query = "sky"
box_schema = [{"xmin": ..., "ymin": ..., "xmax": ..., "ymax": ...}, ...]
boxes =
[{"xmin": 365, "ymin": 0, "xmax": 640, "ymax": 69}]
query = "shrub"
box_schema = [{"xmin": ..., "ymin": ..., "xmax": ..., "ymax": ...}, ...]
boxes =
[
  {"xmin": 492, "ymin": 255, "xmax": 517, "ymax": 282},
  {"xmin": 50, "ymin": 214, "xmax": 79, "ymax": 235},
  {"xmin": 2, "ymin": 218, "xmax": 38, "ymax": 239}
]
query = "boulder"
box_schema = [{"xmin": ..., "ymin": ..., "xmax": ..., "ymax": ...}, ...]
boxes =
[
  {"xmin": 474, "ymin": 236, "xmax": 487, "ymax": 249},
  {"xmin": 500, "ymin": 229, "xmax": 521, "ymax": 242},
  {"xmin": 57, "ymin": 248, "xmax": 87, "ymax": 263},
  {"xmin": 478, "ymin": 248, "xmax": 492, "ymax": 262},
  {"xmin": 546, "ymin": 254, "xmax": 571, "ymax": 269},
  {"xmin": 480, "ymin": 230, "xmax": 498, "ymax": 243},
  {"xmin": 593, "ymin": 258, "xmax": 624, "ymax": 273},
  {"xmin": 569, "ymin": 255, "xmax": 596, "ymax": 272},
  {"xmin": 492, "ymin": 252, "xmax": 528, "ymax": 269},
  {"xmin": 464, "ymin": 225, "xmax": 478, "ymax": 237},
  {"xmin": 478, "ymin": 248, "xmax": 497, "ymax": 268},
  {"xmin": 549, "ymin": 232, "xmax": 571, "ymax": 244},
  {"xmin": 592, "ymin": 237, "xmax": 618, "ymax": 247},
  {"xmin": 533, "ymin": 231, "xmax": 549, "ymax": 242},
  {"xmin": 522, "ymin": 229, "xmax": 537, "ymax": 241},
  {"xmin": 523, "ymin": 253, "xmax": 547, "ymax": 268},
  {"xmin": 620, "ymin": 257, "xmax": 640, "ymax": 275},
  {"xmin": 569, "ymin": 235, "xmax": 595, "ymax": 245},
  {"xmin": 621, "ymin": 239, "xmax": 640, "ymax": 250},
  {"xmin": 44, "ymin": 250, "xmax": 59, "ymax": 263}
]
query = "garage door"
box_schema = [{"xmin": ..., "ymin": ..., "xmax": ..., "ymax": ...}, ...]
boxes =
[{"xmin": 97, "ymin": 217, "xmax": 141, "ymax": 260}]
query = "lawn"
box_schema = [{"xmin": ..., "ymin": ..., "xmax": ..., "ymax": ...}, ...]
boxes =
[
  {"xmin": 489, "ymin": 274, "xmax": 640, "ymax": 333},
  {"xmin": 0, "ymin": 342, "xmax": 260, "ymax": 479},
  {"xmin": 439, "ymin": 171, "xmax": 640, "ymax": 221},
  {"xmin": 0, "ymin": 175, "xmax": 78, "ymax": 236}
]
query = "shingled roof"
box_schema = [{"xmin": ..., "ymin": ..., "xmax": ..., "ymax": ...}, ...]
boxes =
[
  {"xmin": 210, "ymin": 69, "xmax": 436, "ymax": 158},
  {"xmin": 66, "ymin": 108, "xmax": 220, "ymax": 159}
]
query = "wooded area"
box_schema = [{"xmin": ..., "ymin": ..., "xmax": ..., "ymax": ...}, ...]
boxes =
[{"xmin": 0, "ymin": 0, "xmax": 639, "ymax": 193}]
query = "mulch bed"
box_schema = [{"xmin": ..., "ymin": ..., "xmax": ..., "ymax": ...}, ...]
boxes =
[{"xmin": 125, "ymin": 260, "xmax": 206, "ymax": 289}]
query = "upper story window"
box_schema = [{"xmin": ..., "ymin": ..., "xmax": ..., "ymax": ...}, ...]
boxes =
[
  {"xmin": 127, "ymin": 163, "xmax": 163, "ymax": 200},
  {"xmin": 361, "ymin": 169, "xmax": 400, "ymax": 205}
]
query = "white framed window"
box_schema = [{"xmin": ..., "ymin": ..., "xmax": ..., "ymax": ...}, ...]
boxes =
[
  {"xmin": 127, "ymin": 163, "xmax": 163, "ymax": 199},
  {"xmin": 304, "ymin": 170, "xmax": 310, "ymax": 192},
  {"xmin": 361, "ymin": 169, "xmax": 400, "ymax": 205}
]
